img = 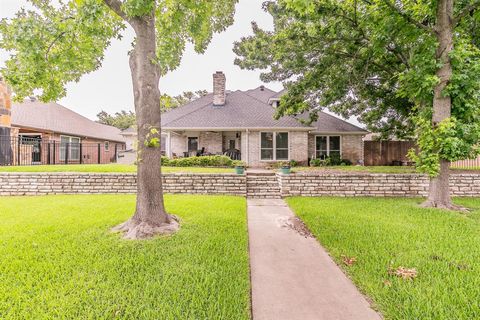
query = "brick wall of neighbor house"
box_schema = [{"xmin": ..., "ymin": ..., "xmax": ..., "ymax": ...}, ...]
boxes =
[
  {"xmin": 199, "ymin": 131, "xmax": 222, "ymax": 154},
  {"xmin": 8, "ymin": 129, "xmax": 124, "ymax": 165},
  {"xmin": 0, "ymin": 173, "xmax": 246, "ymax": 196},
  {"xmin": 308, "ymin": 134, "xmax": 364, "ymax": 164}
]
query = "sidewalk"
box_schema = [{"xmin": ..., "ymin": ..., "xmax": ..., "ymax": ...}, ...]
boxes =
[{"xmin": 247, "ymin": 199, "xmax": 381, "ymax": 320}]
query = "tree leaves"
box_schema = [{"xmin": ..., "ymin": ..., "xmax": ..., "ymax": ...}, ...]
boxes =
[
  {"xmin": 0, "ymin": 0, "xmax": 123, "ymax": 102},
  {"xmin": 1, "ymin": 0, "xmax": 237, "ymax": 99},
  {"xmin": 234, "ymin": 0, "xmax": 480, "ymax": 174}
]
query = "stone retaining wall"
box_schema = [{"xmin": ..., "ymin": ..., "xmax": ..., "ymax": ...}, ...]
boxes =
[
  {"xmin": 0, "ymin": 172, "xmax": 478, "ymax": 198},
  {"xmin": 277, "ymin": 173, "xmax": 480, "ymax": 197},
  {"xmin": 0, "ymin": 173, "xmax": 246, "ymax": 196}
]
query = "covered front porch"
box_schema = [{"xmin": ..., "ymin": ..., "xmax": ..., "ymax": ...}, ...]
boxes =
[{"xmin": 162, "ymin": 130, "xmax": 242, "ymax": 160}]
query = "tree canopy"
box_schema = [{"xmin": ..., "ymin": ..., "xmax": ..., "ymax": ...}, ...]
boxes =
[
  {"xmin": 160, "ymin": 89, "xmax": 208, "ymax": 111},
  {"xmin": 96, "ymin": 109, "xmax": 136, "ymax": 129},
  {"xmin": 235, "ymin": 0, "xmax": 480, "ymax": 208},
  {"xmin": 234, "ymin": 0, "xmax": 480, "ymax": 144},
  {"xmin": 0, "ymin": 0, "xmax": 236, "ymax": 102},
  {"xmin": 96, "ymin": 90, "xmax": 208, "ymax": 129}
]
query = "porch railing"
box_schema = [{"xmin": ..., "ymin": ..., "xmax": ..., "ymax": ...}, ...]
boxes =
[{"xmin": 0, "ymin": 136, "xmax": 123, "ymax": 166}]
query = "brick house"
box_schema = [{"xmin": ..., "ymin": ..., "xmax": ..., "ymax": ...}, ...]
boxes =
[
  {"xmin": 0, "ymin": 78, "xmax": 126, "ymax": 166},
  {"xmin": 159, "ymin": 72, "xmax": 367, "ymax": 167}
]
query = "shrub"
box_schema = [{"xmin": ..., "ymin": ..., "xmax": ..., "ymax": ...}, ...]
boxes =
[
  {"xmin": 232, "ymin": 160, "xmax": 246, "ymax": 168},
  {"xmin": 289, "ymin": 160, "xmax": 298, "ymax": 167},
  {"xmin": 161, "ymin": 156, "xmax": 170, "ymax": 166},
  {"xmin": 328, "ymin": 153, "xmax": 343, "ymax": 165},
  {"xmin": 163, "ymin": 155, "xmax": 233, "ymax": 167},
  {"xmin": 310, "ymin": 158, "xmax": 324, "ymax": 167}
]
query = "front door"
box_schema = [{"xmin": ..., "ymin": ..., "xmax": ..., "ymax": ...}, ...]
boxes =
[
  {"xmin": 20, "ymin": 135, "xmax": 42, "ymax": 164},
  {"xmin": 188, "ymin": 137, "xmax": 198, "ymax": 155}
]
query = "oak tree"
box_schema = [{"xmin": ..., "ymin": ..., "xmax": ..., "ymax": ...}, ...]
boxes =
[
  {"xmin": 235, "ymin": 0, "xmax": 480, "ymax": 210},
  {"xmin": 1, "ymin": 0, "xmax": 237, "ymax": 238}
]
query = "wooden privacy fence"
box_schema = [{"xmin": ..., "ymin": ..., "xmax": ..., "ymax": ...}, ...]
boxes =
[
  {"xmin": 364, "ymin": 141, "xmax": 416, "ymax": 166},
  {"xmin": 451, "ymin": 157, "xmax": 480, "ymax": 169},
  {"xmin": 364, "ymin": 140, "xmax": 480, "ymax": 168}
]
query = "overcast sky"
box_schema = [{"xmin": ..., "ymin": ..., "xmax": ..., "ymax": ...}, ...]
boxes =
[{"xmin": 0, "ymin": 0, "xmax": 361, "ymax": 127}]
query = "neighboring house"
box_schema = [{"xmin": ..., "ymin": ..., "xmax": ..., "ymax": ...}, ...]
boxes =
[
  {"xmin": 120, "ymin": 126, "xmax": 137, "ymax": 151},
  {"xmin": 159, "ymin": 71, "xmax": 367, "ymax": 167},
  {"xmin": 0, "ymin": 88, "xmax": 126, "ymax": 165}
]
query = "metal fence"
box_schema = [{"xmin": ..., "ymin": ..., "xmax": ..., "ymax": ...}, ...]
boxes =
[{"xmin": 0, "ymin": 136, "xmax": 123, "ymax": 166}]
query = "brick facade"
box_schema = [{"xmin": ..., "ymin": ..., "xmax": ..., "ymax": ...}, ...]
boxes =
[
  {"xmin": 199, "ymin": 131, "xmax": 222, "ymax": 154},
  {"xmin": 165, "ymin": 130, "xmax": 363, "ymax": 167},
  {"xmin": 307, "ymin": 134, "xmax": 364, "ymax": 165}
]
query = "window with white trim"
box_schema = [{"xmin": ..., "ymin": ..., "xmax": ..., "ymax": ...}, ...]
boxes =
[
  {"xmin": 260, "ymin": 132, "xmax": 289, "ymax": 160},
  {"xmin": 60, "ymin": 135, "xmax": 81, "ymax": 160},
  {"xmin": 315, "ymin": 136, "xmax": 341, "ymax": 159}
]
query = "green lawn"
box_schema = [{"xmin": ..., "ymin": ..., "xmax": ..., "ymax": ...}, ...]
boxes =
[
  {"xmin": 0, "ymin": 195, "xmax": 249, "ymax": 319},
  {"xmin": 287, "ymin": 197, "xmax": 480, "ymax": 320},
  {"xmin": 292, "ymin": 165, "xmax": 479, "ymax": 174},
  {"xmin": 0, "ymin": 164, "xmax": 233, "ymax": 173}
]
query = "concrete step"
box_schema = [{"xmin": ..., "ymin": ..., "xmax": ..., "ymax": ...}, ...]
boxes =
[
  {"xmin": 246, "ymin": 173, "xmax": 282, "ymax": 199},
  {"xmin": 246, "ymin": 171, "xmax": 276, "ymax": 176}
]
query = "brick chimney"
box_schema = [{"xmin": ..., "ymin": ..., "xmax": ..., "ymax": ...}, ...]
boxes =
[
  {"xmin": 0, "ymin": 77, "xmax": 13, "ymax": 165},
  {"xmin": 213, "ymin": 71, "xmax": 226, "ymax": 106},
  {"xmin": 0, "ymin": 77, "xmax": 12, "ymax": 133}
]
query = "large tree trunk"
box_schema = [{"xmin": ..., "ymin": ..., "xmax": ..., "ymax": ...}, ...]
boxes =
[
  {"xmin": 112, "ymin": 13, "xmax": 179, "ymax": 239},
  {"xmin": 422, "ymin": 0, "xmax": 459, "ymax": 210}
]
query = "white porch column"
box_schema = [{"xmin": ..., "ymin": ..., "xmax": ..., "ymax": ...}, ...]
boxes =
[{"xmin": 167, "ymin": 131, "xmax": 172, "ymax": 158}]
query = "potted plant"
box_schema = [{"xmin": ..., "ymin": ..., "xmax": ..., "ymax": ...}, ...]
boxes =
[
  {"xmin": 280, "ymin": 161, "xmax": 291, "ymax": 174},
  {"xmin": 233, "ymin": 160, "xmax": 246, "ymax": 174}
]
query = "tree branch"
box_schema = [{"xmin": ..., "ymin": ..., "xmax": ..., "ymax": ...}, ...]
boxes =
[
  {"xmin": 103, "ymin": 0, "xmax": 127, "ymax": 21},
  {"xmin": 45, "ymin": 31, "xmax": 66, "ymax": 60},
  {"xmin": 453, "ymin": 0, "xmax": 480, "ymax": 26},
  {"xmin": 383, "ymin": 0, "xmax": 435, "ymax": 34}
]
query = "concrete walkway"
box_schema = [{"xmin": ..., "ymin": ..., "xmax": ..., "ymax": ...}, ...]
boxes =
[{"xmin": 248, "ymin": 199, "xmax": 381, "ymax": 320}]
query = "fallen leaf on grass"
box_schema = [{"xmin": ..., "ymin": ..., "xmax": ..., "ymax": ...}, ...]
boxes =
[
  {"xmin": 341, "ymin": 255, "xmax": 357, "ymax": 266},
  {"xmin": 388, "ymin": 266, "xmax": 417, "ymax": 280},
  {"xmin": 383, "ymin": 280, "xmax": 392, "ymax": 287}
]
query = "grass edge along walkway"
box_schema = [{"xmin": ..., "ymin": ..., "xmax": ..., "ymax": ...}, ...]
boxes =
[{"xmin": 286, "ymin": 197, "xmax": 480, "ymax": 320}]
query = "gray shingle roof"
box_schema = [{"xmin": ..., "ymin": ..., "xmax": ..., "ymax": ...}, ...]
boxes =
[
  {"xmin": 309, "ymin": 112, "xmax": 367, "ymax": 133},
  {"xmin": 12, "ymin": 100, "xmax": 125, "ymax": 142},
  {"xmin": 162, "ymin": 89, "xmax": 310, "ymax": 129},
  {"xmin": 161, "ymin": 86, "xmax": 367, "ymax": 133},
  {"xmin": 244, "ymin": 86, "xmax": 278, "ymax": 104}
]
